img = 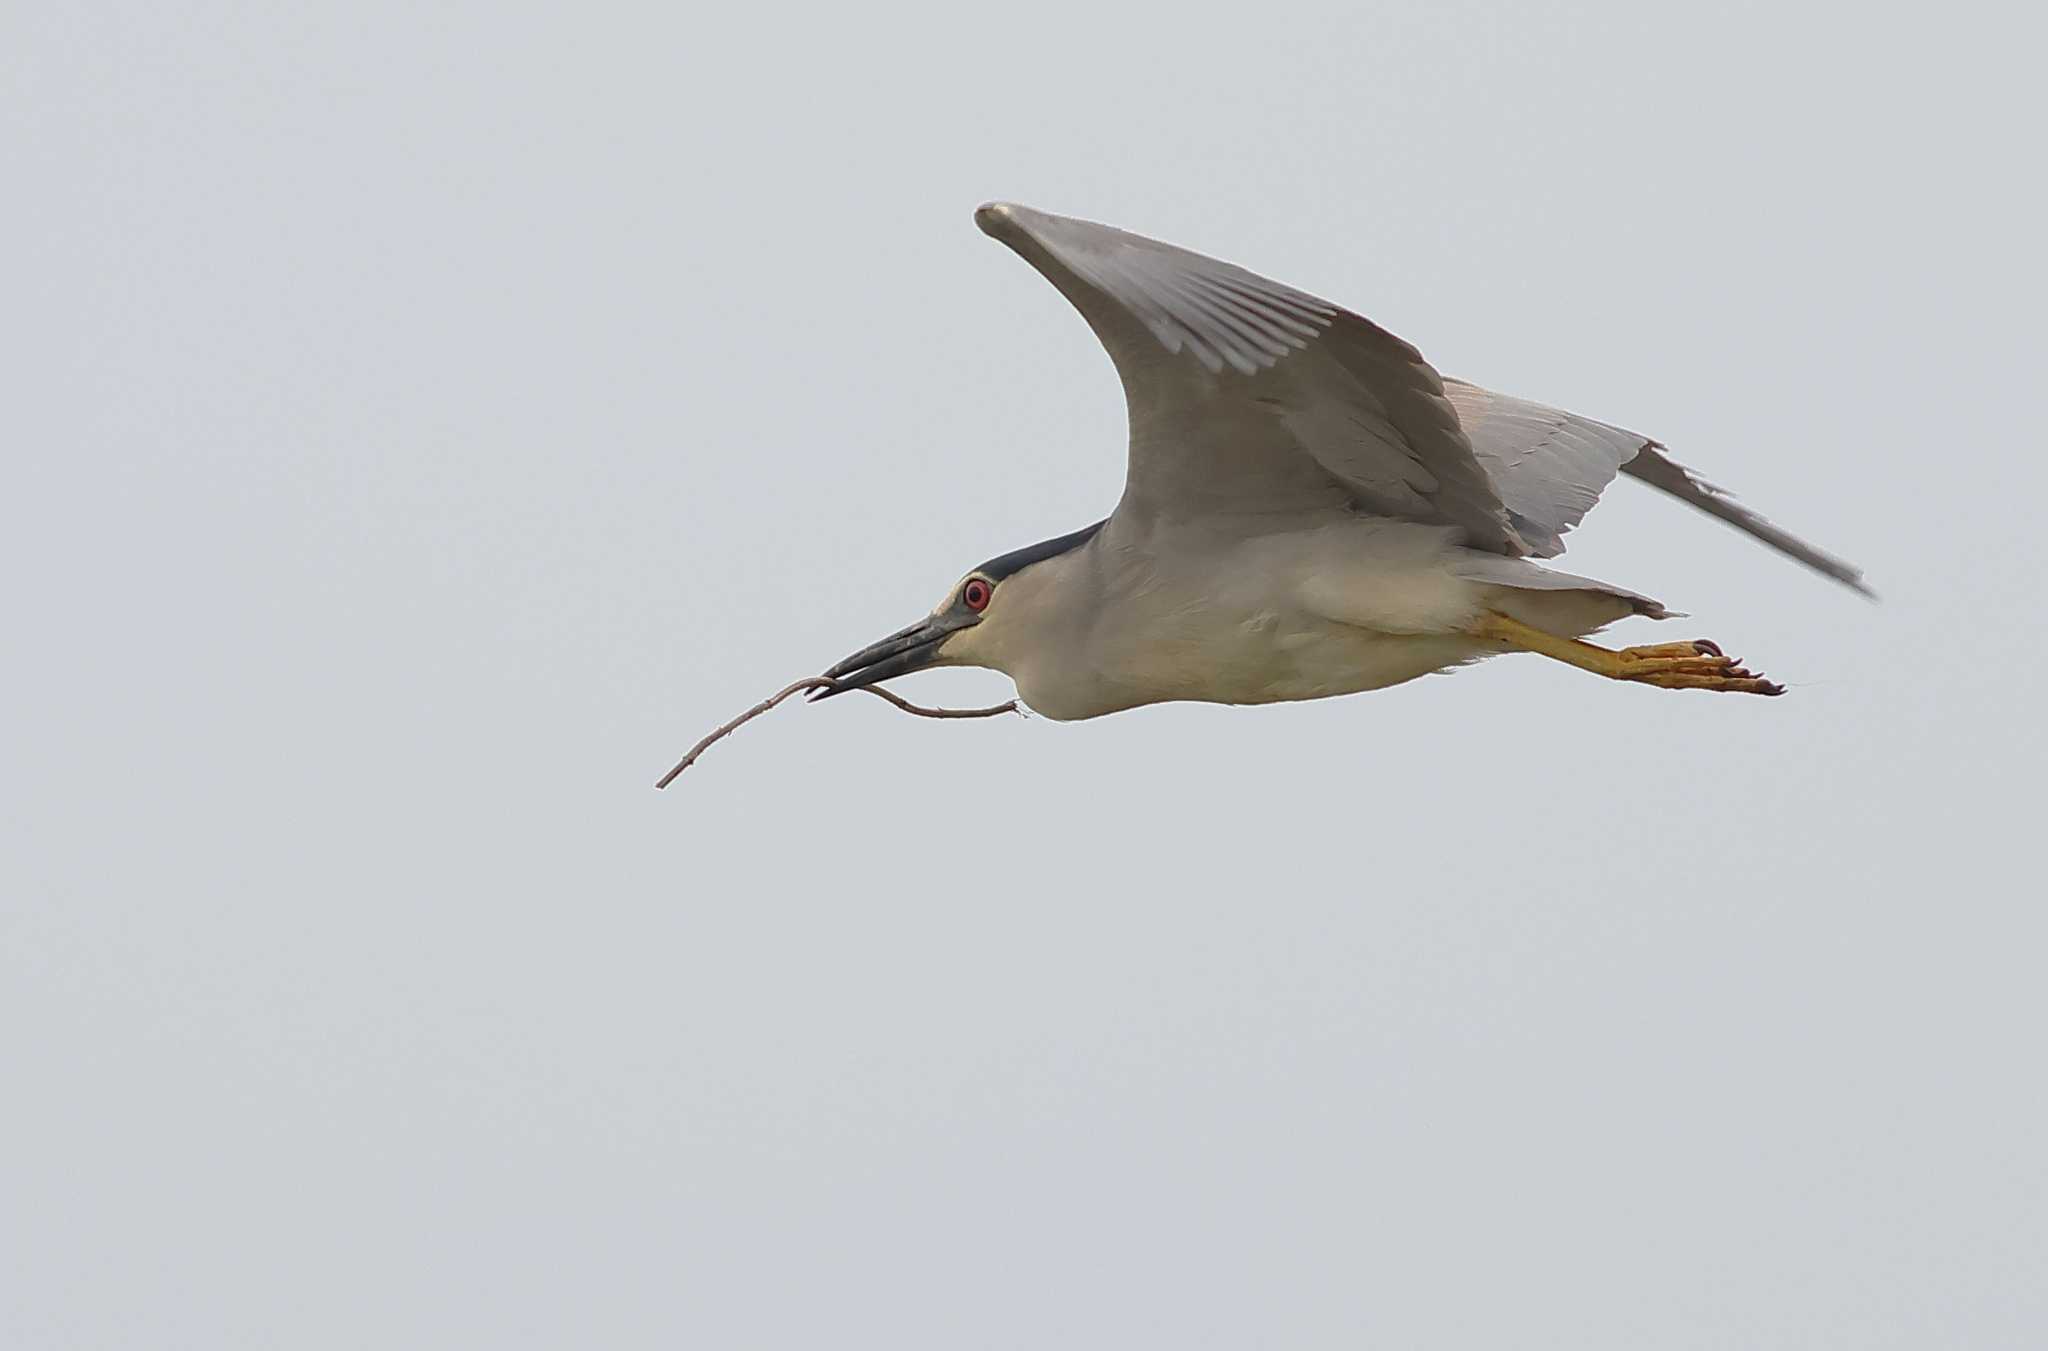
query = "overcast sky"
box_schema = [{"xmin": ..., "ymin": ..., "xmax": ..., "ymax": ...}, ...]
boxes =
[{"xmin": 5, "ymin": 2, "xmax": 2044, "ymax": 1347}]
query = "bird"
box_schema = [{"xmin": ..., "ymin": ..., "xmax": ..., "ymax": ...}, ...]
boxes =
[{"xmin": 819, "ymin": 202, "xmax": 1867, "ymax": 722}]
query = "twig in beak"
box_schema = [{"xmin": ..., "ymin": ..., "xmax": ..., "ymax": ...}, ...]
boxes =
[{"xmin": 656, "ymin": 677, "xmax": 1022, "ymax": 788}]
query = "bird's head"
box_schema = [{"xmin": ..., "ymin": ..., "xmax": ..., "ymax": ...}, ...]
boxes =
[{"xmin": 818, "ymin": 521, "xmax": 1105, "ymax": 699}]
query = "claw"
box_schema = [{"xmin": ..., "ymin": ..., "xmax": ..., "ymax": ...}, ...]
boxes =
[{"xmin": 1610, "ymin": 642, "xmax": 1783, "ymax": 694}]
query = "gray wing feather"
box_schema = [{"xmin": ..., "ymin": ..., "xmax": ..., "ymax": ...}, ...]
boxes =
[
  {"xmin": 1052, "ymin": 225, "xmax": 1331, "ymax": 375},
  {"xmin": 976, "ymin": 202, "xmax": 1528, "ymax": 554},
  {"xmin": 1621, "ymin": 443, "xmax": 1873, "ymax": 595},
  {"xmin": 1443, "ymin": 379, "xmax": 1647, "ymax": 556},
  {"xmin": 1445, "ymin": 379, "xmax": 1870, "ymax": 594}
]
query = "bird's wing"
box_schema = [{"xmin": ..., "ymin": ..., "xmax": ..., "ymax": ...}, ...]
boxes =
[
  {"xmin": 1444, "ymin": 379, "xmax": 1871, "ymax": 594},
  {"xmin": 975, "ymin": 203, "xmax": 1527, "ymax": 553},
  {"xmin": 1442, "ymin": 379, "xmax": 1648, "ymax": 557},
  {"xmin": 1619, "ymin": 441, "xmax": 1872, "ymax": 594}
]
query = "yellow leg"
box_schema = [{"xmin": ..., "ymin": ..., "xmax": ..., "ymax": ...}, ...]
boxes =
[{"xmin": 1469, "ymin": 611, "xmax": 1784, "ymax": 696}]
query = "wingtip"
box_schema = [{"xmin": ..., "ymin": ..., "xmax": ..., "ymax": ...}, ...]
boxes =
[
  {"xmin": 1620, "ymin": 444, "xmax": 1877, "ymax": 604},
  {"xmin": 974, "ymin": 201, "xmax": 1021, "ymax": 239},
  {"xmin": 1814, "ymin": 559, "xmax": 1878, "ymax": 601}
]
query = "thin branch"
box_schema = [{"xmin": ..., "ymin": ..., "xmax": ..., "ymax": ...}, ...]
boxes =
[{"xmin": 655, "ymin": 677, "xmax": 1022, "ymax": 788}]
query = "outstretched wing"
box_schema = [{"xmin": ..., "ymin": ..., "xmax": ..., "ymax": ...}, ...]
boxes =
[
  {"xmin": 977, "ymin": 202, "xmax": 1868, "ymax": 594},
  {"xmin": 1445, "ymin": 379, "xmax": 1871, "ymax": 594},
  {"xmin": 1443, "ymin": 379, "xmax": 1648, "ymax": 557},
  {"xmin": 1619, "ymin": 441, "xmax": 1871, "ymax": 594},
  {"xmin": 975, "ymin": 202, "xmax": 1530, "ymax": 555}
]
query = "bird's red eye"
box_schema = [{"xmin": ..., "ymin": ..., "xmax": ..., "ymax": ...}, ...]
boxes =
[{"xmin": 962, "ymin": 578, "xmax": 992, "ymax": 612}]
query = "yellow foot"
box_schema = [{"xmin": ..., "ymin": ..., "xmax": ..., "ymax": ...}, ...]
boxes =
[
  {"xmin": 1614, "ymin": 647, "xmax": 1784, "ymax": 695},
  {"xmin": 1472, "ymin": 613, "xmax": 1786, "ymax": 696},
  {"xmin": 1617, "ymin": 639, "xmax": 1725, "ymax": 661}
]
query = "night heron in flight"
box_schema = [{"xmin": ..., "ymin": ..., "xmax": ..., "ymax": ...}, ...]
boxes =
[{"xmin": 822, "ymin": 203, "xmax": 1867, "ymax": 721}]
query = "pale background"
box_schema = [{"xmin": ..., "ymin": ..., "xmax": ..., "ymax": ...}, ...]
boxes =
[{"xmin": 4, "ymin": 2, "xmax": 2043, "ymax": 1346}]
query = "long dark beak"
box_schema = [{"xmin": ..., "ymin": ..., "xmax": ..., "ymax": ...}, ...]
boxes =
[{"xmin": 814, "ymin": 615, "xmax": 956, "ymax": 700}]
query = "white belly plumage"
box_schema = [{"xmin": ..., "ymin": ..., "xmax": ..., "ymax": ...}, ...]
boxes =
[
  {"xmin": 992, "ymin": 516, "xmax": 1652, "ymax": 721},
  {"xmin": 1047, "ymin": 610, "xmax": 1488, "ymax": 718},
  {"xmin": 1198, "ymin": 617, "xmax": 1490, "ymax": 705}
]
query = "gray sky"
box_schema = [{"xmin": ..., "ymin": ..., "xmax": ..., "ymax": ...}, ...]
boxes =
[{"xmin": 5, "ymin": 1, "xmax": 2044, "ymax": 1346}]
